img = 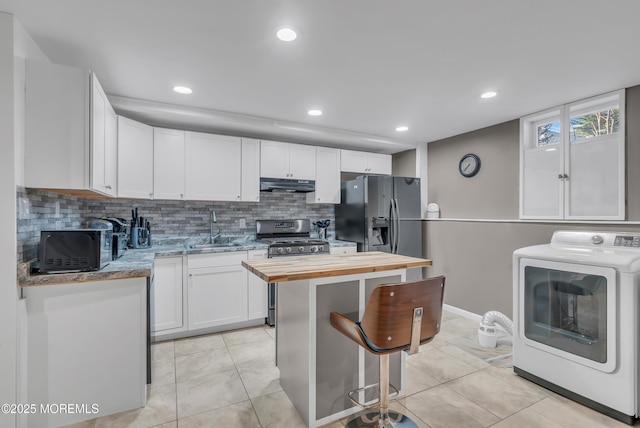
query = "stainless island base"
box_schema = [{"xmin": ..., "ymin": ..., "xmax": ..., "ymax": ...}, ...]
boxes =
[{"xmin": 277, "ymin": 269, "xmax": 407, "ymax": 428}]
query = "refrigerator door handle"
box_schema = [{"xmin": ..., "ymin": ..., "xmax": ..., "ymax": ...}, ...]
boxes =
[
  {"xmin": 393, "ymin": 198, "xmax": 400, "ymax": 253},
  {"xmin": 389, "ymin": 199, "xmax": 395, "ymax": 254}
]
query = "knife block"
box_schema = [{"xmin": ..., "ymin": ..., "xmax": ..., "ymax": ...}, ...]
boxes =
[{"xmin": 130, "ymin": 227, "xmax": 152, "ymax": 249}]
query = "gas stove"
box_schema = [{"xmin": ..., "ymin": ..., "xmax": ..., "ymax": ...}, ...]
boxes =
[{"xmin": 256, "ymin": 219, "xmax": 330, "ymax": 257}]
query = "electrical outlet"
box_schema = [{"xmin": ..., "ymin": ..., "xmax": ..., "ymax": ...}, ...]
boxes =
[
  {"xmin": 18, "ymin": 197, "xmax": 30, "ymax": 218},
  {"xmin": 239, "ymin": 218, "xmax": 246, "ymax": 228}
]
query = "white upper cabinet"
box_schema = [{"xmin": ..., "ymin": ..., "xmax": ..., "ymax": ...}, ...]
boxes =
[
  {"xmin": 520, "ymin": 90, "xmax": 625, "ymax": 220},
  {"xmin": 260, "ymin": 141, "xmax": 316, "ymax": 180},
  {"xmin": 24, "ymin": 60, "xmax": 117, "ymax": 196},
  {"xmin": 340, "ymin": 149, "xmax": 392, "ymax": 175},
  {"xmin": 117, "ymin": 116, "xmax": 154, "ymax": 199},
  {"xmin": 307, "ymin": 147, "xmax": 340, "ymax": 204},
  {"xmin": 154, "ymin": 128, "xmax": 186, "ymax": 200},
  {"xmin": 185, "ymin": 132, "xmax": 242, "ymax": 201},
  {"xmin": 91, "ymin": 75, "xmax": 118, "ymax": 197},
  {"xmin": 241, "ymin": 138, "xmax": 260, "ymax": 202}
]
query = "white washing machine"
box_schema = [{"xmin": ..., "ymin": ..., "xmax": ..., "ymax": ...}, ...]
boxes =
[{"xmin": 513, "ymin": 231, "xmax": 640, "ymax": 424}]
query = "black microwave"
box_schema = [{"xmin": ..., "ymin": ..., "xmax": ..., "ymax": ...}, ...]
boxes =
[{"xmin": 38, "ymin": 229, "xmax": 111, "ymax": 273}]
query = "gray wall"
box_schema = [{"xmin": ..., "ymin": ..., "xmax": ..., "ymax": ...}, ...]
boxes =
[
  {"xmin": 425, "ymin": 85, "xmax": 640, "ymax": 317},
  {"xmin": 427, "ymin": 120, "xmax": 519, "ymax": 219},
  {"xmin": 392, "ymin": 149, "xmax": 417, "ymax": 177}
]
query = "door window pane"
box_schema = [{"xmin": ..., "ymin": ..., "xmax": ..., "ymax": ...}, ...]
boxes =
[
  {"xmin": 524, "ymin": 266, "xmax": 607, "ymax": 363},
  {"xmin": 536, "ymin": 121, "xmax": 561, "ymax": 147},
  {"xmin": 570, "ymin": 107, "xmax": 619, "ymax": 142}
]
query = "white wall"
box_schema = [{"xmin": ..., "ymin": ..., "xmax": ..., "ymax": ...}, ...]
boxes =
[
  {"xmin": 0, "ymin": 12, "xmax": 18, "ymax": 428},
  {"xmin": 0, "ymin": 13, "xmax": 49, "ymax": 427}
]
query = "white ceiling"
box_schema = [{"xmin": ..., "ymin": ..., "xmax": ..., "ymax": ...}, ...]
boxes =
[{"xmin": 3, "ymin": 0, "xmax": 640, "ymax": 154}]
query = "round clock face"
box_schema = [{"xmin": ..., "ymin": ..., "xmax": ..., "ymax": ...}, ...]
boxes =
[{"xmin": 459, "ymin": 153, "xmax": 481, "ymax": 177}]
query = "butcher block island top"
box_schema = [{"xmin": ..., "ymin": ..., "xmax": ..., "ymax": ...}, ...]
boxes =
[{"xmin": 242, "ymin": 251, "xmax": 432, "ymax": 283}]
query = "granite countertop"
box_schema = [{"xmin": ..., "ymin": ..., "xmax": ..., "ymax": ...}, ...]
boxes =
[{"xmin": 18, "ymin": 235, "xmax": 356, "ymax": 287}]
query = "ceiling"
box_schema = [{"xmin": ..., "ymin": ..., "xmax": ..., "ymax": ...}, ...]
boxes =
[{"xmin": 3, "ymin": 0, "xmax": 640, "ymax": 154}]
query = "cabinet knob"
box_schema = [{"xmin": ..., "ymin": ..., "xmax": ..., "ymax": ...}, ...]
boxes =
[
  {"xmin": 189, "ymin": 273, "xmax": 193, "ymax": 277},
  {"xmin": 105, "ymin": 184, "xmax": 112, "ymax": 190},
  {"xmin": 180, "ymin": 193, "xmax": 184, "ymax": 199},
  {"xmin": 558, "ymin": 174, "xmax": 563, "ymax": 179},
  {"xmin": 563, "ymin": 174, "xmax": 569, "ymax": 179}
]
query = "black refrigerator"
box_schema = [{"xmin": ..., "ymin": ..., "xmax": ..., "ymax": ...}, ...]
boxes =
[{"xmin": 335, "ymin": 175, "xmax": 423, "ymax": 265}]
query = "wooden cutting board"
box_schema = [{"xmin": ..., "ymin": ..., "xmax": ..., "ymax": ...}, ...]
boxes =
[{"xmin": 242, "ymin": 251, "xmax": 432, "ymax": 283}]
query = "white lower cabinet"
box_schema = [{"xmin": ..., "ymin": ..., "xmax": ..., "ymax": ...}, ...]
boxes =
[
  {"xmin": 247, "ymin": 249, "xmax": 268, "ymax": 319},
  {"xmin": 187, "ymin": 252, "xmax": 248, "ymax": 330},
  {"xmin": 151, "ymin": 256, "xmax": 185, "ymax": 334},
  {"xmin": 330, "ymin": 245, "xmax": 357, "ymax": 255}
]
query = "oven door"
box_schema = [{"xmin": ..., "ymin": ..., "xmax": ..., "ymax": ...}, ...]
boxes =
[{"xmin": 518, "ymin": 258, "xmax": 617, "ymax": 373}]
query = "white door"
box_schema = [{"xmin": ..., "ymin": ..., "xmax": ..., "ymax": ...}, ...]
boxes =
[
  {"xmin": 340, "ymin": 149, "xmax": 368, "ymax": 173},
  {"xmin": 117, "ymin": 116, "xmax": 154, "ymax": 199},
  {"xmin": 367, "ymin": 153, "xmax": 392, "ymax": 175},
  {"xmin": 309, "ymin": 147, "xmax": 340, "ymax": 203},
  {"xmin": 288, "ymin": 143, "xmax": 316, "ymax": 180},
  {"xmin": 241, "ymin": 138, "xmax": 260, "ymax": 202},
  {"xmin": 260, "ymin": 140, "xmax": 290, "ymax": 179},
  {"xmin": 185, "ymin": 132, "xmax": 241, "ymax": 201},
  {"xmin": 151, "ymin": 257, "xmax": 184, "ymax": 333},
  {"xmin": 154, "ymin": 128, "xmax": 185, "ymax": 200},
  {"xmin": 188, "ymin": 265, "xmax": 248, "ymax": 330},
  {"xmin": 103, "ymin": 104, "xmax": 118, "ymax": 197},
  {"xmin": 90, "ymin": 74, "xmax": 114, "ymax": 196},
  {"xmin": 247, "ymin": 250, "xmax": 268, "ymax": 319}
]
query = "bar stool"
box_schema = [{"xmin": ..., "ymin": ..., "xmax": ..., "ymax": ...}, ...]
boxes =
[{"xmin": 330, "ymin": 276, "xmax": 445, "ymax": 428}]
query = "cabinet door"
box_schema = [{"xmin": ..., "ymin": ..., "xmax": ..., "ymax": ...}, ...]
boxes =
[
  {"xmin": 288, "ymin": 143, "xmax": 317, "ymax": 180},
  {"xmin": 185, "ymin": 132, "xmax": 242, "ymax": 201},
  {"xmin": 308, "ymin": 147, "xmax": 340, "ymax": 203},
  {"xmin": 152, "ymin": 257, "xmax": 184, "ymax": 333},
  {"xmin": 340, "ymin": 149, "xmax": 367, "ymax": 173},
  {"xmin": 367, "ymin": 153, "xmax": 392, "ymax": 175},
  {"xmin": 329, "ymin": 246, "xmax": 357, "ymax": 255},
  {"xmin": 241, "ymin": 138, "xmax": 261, "ymax": 202},
  {"xmin": 521, "ymin": 147, "xmax": 563, "ymax": 219},
  {"xmin": 25, "ymin": 60, "xmax": 90, "ymax": 190},
  {"xmin": 90, "ymin": 74, "xmax": 108, "ymax": 195},
  {"xmin": 154, "ymin": 128, "xmax": 185, "ymax": 200},
  {"xmin": 104, "ymin": 104, "xmax": 118, "ymax": 197},
  {"xmin": 188, "ymin": 265, "xmax": 248, "ymax": 329},
  {"xmin": 247, "ymin": 250, "xmax": 268, "ymax": 320},
  {"xmin": 260, "ymin": 140, "xmax": 290, "ymax": 179},
  {"xmin": 117, "ymin": 116, "xmax": 154, "ymax": 199}
]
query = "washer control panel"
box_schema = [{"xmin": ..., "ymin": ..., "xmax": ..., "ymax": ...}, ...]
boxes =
[{"xmin": 614, "ymin": 235, "xmax": 640, "ymax": 248}]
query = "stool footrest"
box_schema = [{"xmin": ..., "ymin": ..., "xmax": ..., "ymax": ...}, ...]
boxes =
[{"xmin": 347, "ymin": 382, "xmax": 400, "ymax": 409}]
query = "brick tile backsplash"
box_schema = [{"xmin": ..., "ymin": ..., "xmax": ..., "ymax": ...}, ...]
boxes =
[{"xmin": 17, "ymin": 187, "xmax": 334, "ymax": 262}]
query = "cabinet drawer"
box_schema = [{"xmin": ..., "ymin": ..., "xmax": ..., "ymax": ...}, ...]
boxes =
[{"xmin": 187, "ymin": 251, "xmax": 247, "ymax": 269}]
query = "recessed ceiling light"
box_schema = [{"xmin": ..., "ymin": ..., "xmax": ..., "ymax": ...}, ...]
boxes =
[
  {"xmin": 308, "ymin": 109, "xmax": 322, "ymax": 116},
  {"xmin": 395, "ymin": 126, "xmax": 409, "ymax": 132},
  {"xmin": 173, "ymin": 86, "xmax": 193, "ymax": 95},
  {"xmin": 481, "ymin": 91, "xmax": 498, "ymax": 99},
  {"xmin": 277, "ymin": 27, "xmax": 297, "ymax": 42}
]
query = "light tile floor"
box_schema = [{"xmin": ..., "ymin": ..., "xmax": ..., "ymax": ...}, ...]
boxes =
[{"xmin": 66, "ymin": 310, "xmax": 630, "ymax": 428}]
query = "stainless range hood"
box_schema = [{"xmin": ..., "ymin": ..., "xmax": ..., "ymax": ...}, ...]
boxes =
[{"xmin": 260, "ymin": 178, "xmax": 315, "ymax": 193}]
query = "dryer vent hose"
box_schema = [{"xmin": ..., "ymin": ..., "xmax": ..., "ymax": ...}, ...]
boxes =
[{"xmin": 478, "ymin": 311, "xmax": 513, "ymax": 348}]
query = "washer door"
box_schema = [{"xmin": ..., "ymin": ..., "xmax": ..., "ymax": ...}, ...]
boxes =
[{"xmin": 518, "ymin": 258, "xmax": 617, "ymax": 373}]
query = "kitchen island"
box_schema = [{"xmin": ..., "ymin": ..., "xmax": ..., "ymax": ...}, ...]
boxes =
[{"xmin": 242, "ymin": 251, "xmax": 431, "ymax": 427}]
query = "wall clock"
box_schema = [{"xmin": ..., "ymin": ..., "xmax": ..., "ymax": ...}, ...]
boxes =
[{"xmin": 459, "ymin": 153, "xmax": 481, "ymax": 178}]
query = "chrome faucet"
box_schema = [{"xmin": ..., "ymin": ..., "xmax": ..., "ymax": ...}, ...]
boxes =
[{"xmin": 209, "ymin": 210, "xmax": 220, "ymax": 243}]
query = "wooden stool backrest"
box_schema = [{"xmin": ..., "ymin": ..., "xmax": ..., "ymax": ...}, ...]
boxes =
[{"xmin": 360, "ymin": 276, "xmax": 445, "ymax": 351}]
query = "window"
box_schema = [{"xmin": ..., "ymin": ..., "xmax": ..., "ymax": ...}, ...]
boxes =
[{"xmin": 520, "ymin": 90, "xmax": 625, "ymax": 220}]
